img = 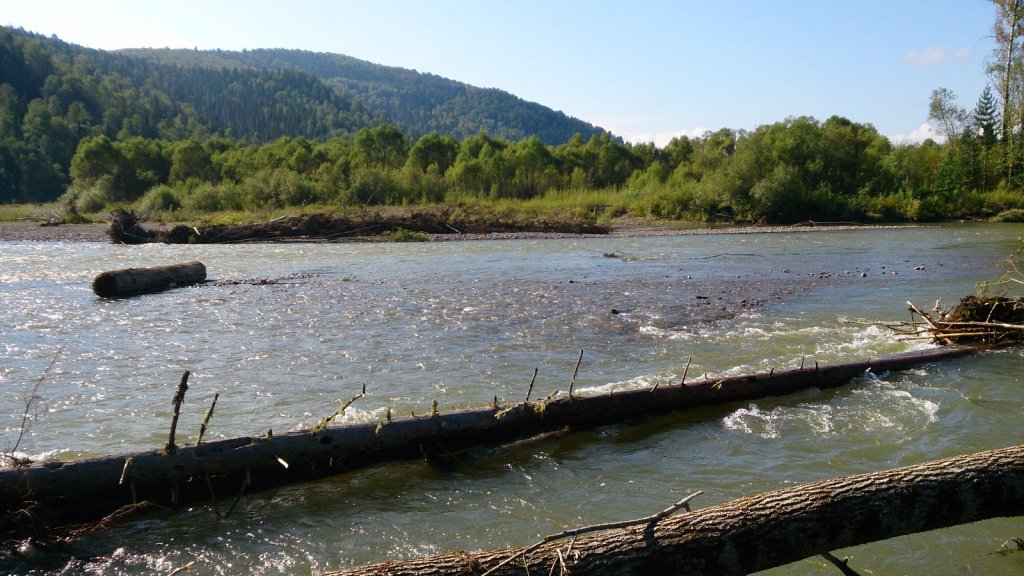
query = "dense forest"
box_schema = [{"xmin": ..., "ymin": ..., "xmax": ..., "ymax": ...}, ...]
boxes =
[
  {"xmin": 118, "ymin": 47, "xmax": 608, "ymax": 145},
  {"xmin": 3, "ymin": 18, "xmax": 1024, "ymax": 224},
  {"xmin": 0, "ymin": 26, "xmax": 606, "ymax": 205}
]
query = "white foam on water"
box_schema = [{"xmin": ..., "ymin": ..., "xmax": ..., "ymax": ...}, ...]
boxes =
[
  {"xmin": 721, "ymin": 374, "xmax": 941, "ymax": 443},
  {"xmin": 722, "ymin": 404, "xmax": 782, "ymax": 439},
  {"xmin": 638, "ymin": 325, "xmax": 678, "ymax": 339},
  {"xmin": 578, "ymin": 374, "xmax": 659, "ymax": 396}
]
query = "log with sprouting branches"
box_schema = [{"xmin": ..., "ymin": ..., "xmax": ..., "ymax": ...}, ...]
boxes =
[{"xmin": 0, "ymin": 346, "xmax": 979, "ymax": 536}]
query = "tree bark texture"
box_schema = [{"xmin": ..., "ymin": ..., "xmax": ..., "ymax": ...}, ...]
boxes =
[
  {"xmin": 0, "ymin": 346, "xmax": 979, "ymax": 530},
  {"xmin": 91, "ymin": 261, "xmax": 206, "ymax": 297},
  {"xmin": 324, "ymin": 444, "xmax": 1024, "ymax": 576}
]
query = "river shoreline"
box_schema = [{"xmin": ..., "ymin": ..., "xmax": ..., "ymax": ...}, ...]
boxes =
[{"xmin": 0, "ymin": 220, "xmax": 913, "ymax": 243}]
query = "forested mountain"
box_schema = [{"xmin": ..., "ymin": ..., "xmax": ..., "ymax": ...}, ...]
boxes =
[
  {"xmin": 5, "ymin": 23, "xmax": 1020, "ymax": 225},
  {"xmin": 118, "ymin": 48, "xmax": 609, "ymax": 144},
  {"xmin": 0, "ymin": 26, "xmax": 609, "ymax": 203}
]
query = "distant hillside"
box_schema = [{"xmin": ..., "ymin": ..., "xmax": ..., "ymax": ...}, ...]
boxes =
[
  {"xmin": 117, "ymin": 48, "xmax": 611, "ymax": 144},
  {"xmin": 0, "ymin": 26, "xmax": 613, "ymax": 203},
  {"xmin": 0, "ymin": 27, "xmax": 384, "ymax": 202}
]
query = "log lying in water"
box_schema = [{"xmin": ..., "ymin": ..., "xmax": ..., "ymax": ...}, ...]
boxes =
[
  {"xmin": 324, "ymin": 443, "xmax": 1024, "ymax": 576},
  {"xmin": 91, "ymin": 261, "xmax": 206, "ymax": 297},
  {"xmin": 0, "ymin": 346, "xmax": 980, "ymax": 532}
]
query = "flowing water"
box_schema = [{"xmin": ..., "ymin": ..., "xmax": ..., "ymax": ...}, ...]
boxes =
[{"xmin": 1, "ymin": 224, "xmax": 1023, "ymax": 575}]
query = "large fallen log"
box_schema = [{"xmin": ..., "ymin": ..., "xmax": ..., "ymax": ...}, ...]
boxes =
[
  {"xmin": 91, "ymin": 261, "xmax": 207, "ymax": 297},
  {"xmin": 0, "ymin": 346, "xmax": 979, "ymax": 533},
  {"xmin": 324, "ymin": 443, "xmax": 1024, "ymax": 576}
]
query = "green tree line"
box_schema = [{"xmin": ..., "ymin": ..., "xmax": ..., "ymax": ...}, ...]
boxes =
[{"xmin": 61, "ymin": 116, "xmax": 1024, "ymax": 224}]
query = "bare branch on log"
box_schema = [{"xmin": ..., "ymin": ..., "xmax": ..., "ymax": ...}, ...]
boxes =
[
  {"xmin": 679, "ymin": 355, "xmax": 692, "ymax": 386},
  {"xmin": 480, "ymin": 491, "xmax": 703, "ymax": 576},
  {"xmin": 196, "ymin": 393, "xmax": 219, "ymax": 446},
  {"xmin": 820, "ymin": 551, "xmax": 863, "ymax": 576},
  {"xmin": 164, "ymin": 371, "xmax": 190, "ymax": 454},
  {"xmin": 311, "ymin": 385, "xmax": 367, "ymax": 434},
  {"xmin": 224, "ymin": 466, "xmax": 251, "ymax": 519},
  {"xmin": 525, "ymin": 368, "xmax": 538, "ymax": 403},
  {"xmin": 568, "ymin": 350, "xmax": 583, "ymax": 399},
  {"xmin": 8, "ymin": 346, "xmax": 63, "ymax": 463}
]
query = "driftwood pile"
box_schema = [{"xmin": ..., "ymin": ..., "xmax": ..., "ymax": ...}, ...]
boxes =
[
  {"xmin": 106, "ymin": 208, "xmax": 610, "ymax": 244},
  {"xmin": 897, "ymin": 295, "xmax": 1024, "ymax": 346}
]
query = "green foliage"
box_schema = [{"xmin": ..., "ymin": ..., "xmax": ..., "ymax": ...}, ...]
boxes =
[
  {"xmin": 381, "ymin": 227, "xmax": 429, "ymax": 242},
  {"xmin": 169, "ymin": 140, "xmax": 217, "ymax": 184},
  {"xmin": 856, "ymin": 192, "xmax": 921, "ymax": 221},
  {"xmin": 47, "ymin": 116, "xmax": 1020, "ymax": 227},
  {"xmin": 136, "ymin": 184, "xmax": 181, "ymax": 215},
  {"xmin": 72, "ymin": 183, "xmax": 114, "ymax": 213},
  {"xmin": 346, "ymin": 167, "xmax": 402, "ymax": 205},
  {"xmin": 406, "ymin": 132, "xmax": 458, "ymax": 174},
  {"xmin": 0, "ymin": 202, "xmax": 66, "ymax": 222},
  {"xmin": 353, "ymin": 125, "xmax": 409, "ymax": 170},
  {"xmin": 238, "ymin": 168, "xmax": 312, "ymax": 209},
  {"xmin": 974, "ymin": 86, "xmax": 1000, "ymax": 147},
  {"xmin": 991, "ymin": 208, "xmax": 1024, "ymax": 222},
  {"xmin": 929, "ymin": 87, "xmax": 968, "ymax": 139}
]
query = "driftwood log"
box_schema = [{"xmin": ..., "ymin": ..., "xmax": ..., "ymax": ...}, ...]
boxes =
[
  {"xmin": 324, "ymin": 443, "xmax": 1024, "ymax": 576},
  {"xmin": 0, "ymin": 346, "xmax": 979, "ymax": 533},
  {"xmin": 91, "ymin": 261, "xmax": 206, "ymax": 297}
]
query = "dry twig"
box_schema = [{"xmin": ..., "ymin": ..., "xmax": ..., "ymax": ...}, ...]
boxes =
[{"xmin": 480, "ymin": 491, "xmax": 702, "ymax": 576}]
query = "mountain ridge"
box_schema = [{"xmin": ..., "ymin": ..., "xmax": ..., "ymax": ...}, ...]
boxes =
[{"xmin": 115, "ymin": 46, "xmax": 612, "ymax": 144}]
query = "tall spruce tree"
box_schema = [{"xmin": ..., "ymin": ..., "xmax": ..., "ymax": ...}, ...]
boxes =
[{"xmin": 973, "ymin": 85, "xmax": 1000, "ymax": 147}]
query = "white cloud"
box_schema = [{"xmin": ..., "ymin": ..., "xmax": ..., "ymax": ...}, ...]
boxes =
[
  {"xmin": 889, "ymin": 123, "xmax": 940, "ymax": 145},
  {"xmin": 620, "ymin": 127, "xmax": 711, "ymax": 147},
  {"xmin": 587, "ymin": 115, "xmax": 714, "ymax": 147},
  {"xmin": 599, "ymin": 123, "xmax": 709, "ymax": 147},
  {"xmin": 903, "ymin": 47, "xmax": 947, "ymax": 66},
  {"xmin": 954, "ymin": 48, "xmax": 974, "ymax": 63}
]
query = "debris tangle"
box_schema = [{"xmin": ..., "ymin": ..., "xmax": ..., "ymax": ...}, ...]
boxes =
[{"xmin": 890, "ymin": 295, "xmax": 1024, "ymax": 346}]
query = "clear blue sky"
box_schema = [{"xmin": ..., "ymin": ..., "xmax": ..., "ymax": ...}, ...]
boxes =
[{"xmin": 4, "ymin": 0, "xmax": 996, "ymax": 145}]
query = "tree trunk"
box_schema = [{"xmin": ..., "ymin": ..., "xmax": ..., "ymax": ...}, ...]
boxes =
[
  {"xmin": 324, "ymin": 444, "xmax": 1024, "ymax": 576},
  {"xmin": 91, "ymin": 261, "xmax": 206, "ymax": 297},
  {"xmin": 0, "ymin": 346, "xmax": 979, "ymax": 531}
]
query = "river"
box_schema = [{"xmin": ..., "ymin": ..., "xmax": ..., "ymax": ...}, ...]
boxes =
[{"xmin": 1, "ymin": 224, "xmax": 1022, "ymax": 574}]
